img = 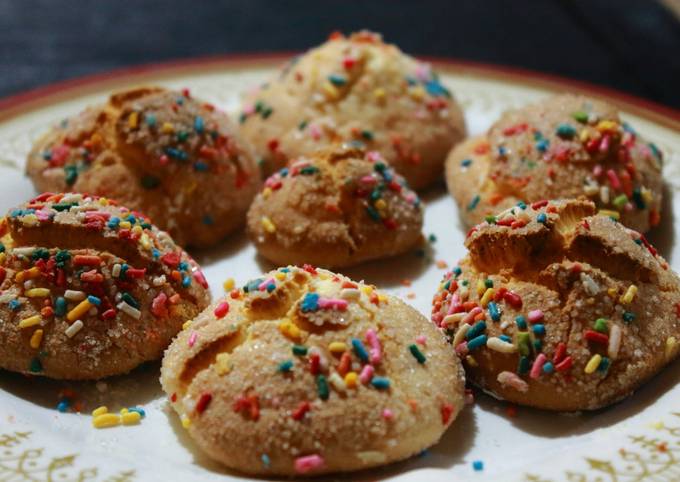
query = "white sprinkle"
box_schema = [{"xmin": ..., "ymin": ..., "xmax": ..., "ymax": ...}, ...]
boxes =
[
  {"xmin": 340, "ymin": 288, "xmax": 360, "ymax": 300},
  {"xmin": 580, "ymin": 273, "xmax": 600, "ymax": 295},
  {"xmin": 443, "ymin": 312, "xmax": 466, "ymax": 326},
  {"xmin": 12, "ymin": 247, "xmax": 35, "ymax": 256},
  {"xmin": 64, "ymin": 290, "xmax": 86, "ymax": 301},
  {"xmin": 65, "ymin": 320, "xmax": 84, "ymax": 338},
  {"xmin": 112, "ymin": 264, "xmax": 121, "ymax": 278},
  {"xmin": 452, "ymin": 323, "xmax": 471, "ymax": 347},
  {"xmin": 328, "ymin": 372, "xmax": 346, "ymax": 392},
  {"xmin": 152, "ymin": 275, "xmax": 166, "ymax": 287},
  {"xmin": 487, "ymin": 337, "xmax": 517, "ymax": 353},
  {"xmin": 117, "ymin": 301, "xmax": 141, "ymax": 320},
  {"xmin": 600, "ymin": 186, "xmax": 610, "ymax": 204},
  {"xmin": 608, "ymin": 324, "xmax": 622, "ymax": 360},
  {"xmin": 497, "ymin": 371, "xmax": 529, "ymax": 392}
]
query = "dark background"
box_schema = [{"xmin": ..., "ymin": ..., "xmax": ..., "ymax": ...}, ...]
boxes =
[{"xmin": 1, "ymin": 0, "xmax": 679, "ymax": 108}]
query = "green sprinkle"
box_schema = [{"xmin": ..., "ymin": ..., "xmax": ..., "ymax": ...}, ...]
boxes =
[
  {"xmin": 64, "ymin": 165, "xmax": 78, "ymax": 186},
  {"xmin": 328, "ymin": 74, "xmax": 347, "ymax": 86},
  {"xmin": 515, "ymin": 316, "xmax": 527, "ymax": 330},
  {"xmin": 594, "ymin": 318, "xmax": 608, "ymax": 333},
  {"xmin": 518, "ymin": 356, "xmax": 530, "ymax": 374},
  {"xmin": 121, "ymin": 292, "xmax": 140, "ymax": 309},
  {"xmin": 556, "ymin": 124, "xmax": 577, "ymax": 139},
  {"xmin": 409, "ymin": 344, "xmax": 426, "ymax": 364},
  {"xmin": 292, "ymin": 345, "xmax": 308, "ymax": 356},
  {"xmin": 317, "ymin": 375, "xmax": 329, "ymax": 400},
  {"xmin": 484, "ymin": 279, "xmax": 493, "ymax": 288},
  {"xmin": 278, "ymin": 360, "xmax": 294, "ymax": 372},
  {"xmin": 572, "ymin": 111, "xmax": 588, "ymax": 123},
  {"xmin": 361, "ymin": 130, "xmax": 374, "ymax": 140},
  {"xmin": 485, "ymin": 215, "xmax": 497, "ymax": 224},
  {"xmin": 54, "ymin": 297, "xmax": 67, "ymax": 317},
  {"xmin": 467, "ymin": 195, "xmax": 481, "ymax": 211},
  {"xmin": 298, "ymin": 120, "xmax": 308, "ymax": 130},
  {"xmin": 517, "ymin": 332, "xmax": 531, "ymax": 356},
  {"xmin": 29, "ymin": 358, "xmax": 42, "ymax": 373},
  {"xmin": 623, "ymin": 312, "xmax": 636, "ymax": 323},
  {"xmin": 612, "ymin": 194, "xmax": 628, "ymax": 209}
]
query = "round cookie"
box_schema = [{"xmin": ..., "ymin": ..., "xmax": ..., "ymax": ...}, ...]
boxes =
[
  {"xmin": 238, "ymin": 30, "xmax": 467, "ymax": 189},
  {"xmin": 161, "ymin": 265, "xmax": 465, "ymax": 476},
  {"xmin": 431, "ymin": 198, "xmax": 680, "ymax": 411},
  {"xmin": 445, "ymin": 94, "xmax": 663, "ymax": 232},
  {"xmin": 26, "ymin": 86, "xmax": 260, "ymax": 248},
  {"xmin": 0, "ymin": 193, "xmax": 211, "ymax": 379},
  {"xmin": 246, "ymin": 145, "xmax": 424, "ymax": 269}
]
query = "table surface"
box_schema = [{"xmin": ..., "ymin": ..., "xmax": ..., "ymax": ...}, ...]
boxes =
[{"xmin": 1, "ymin": 0, "xmax": 679, "ymax": 110}]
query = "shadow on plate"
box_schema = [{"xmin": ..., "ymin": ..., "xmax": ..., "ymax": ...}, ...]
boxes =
[
  {"xmin": 190, "ymin": 230, "xmax": 251, "ymax": 266},
  {"xmin": 473, "ymin": 353, "xmax": 680, "ymax": 438},
  {"xmin": 645, "ymin": 181, "xmax": 675, "ymax": 263},
  {"xmin": 0, "ymin": 361, "xmax": 164, "ymax": 411},
  {"xmin": 164, "ymin": 401, "xmax": 477, "ymax": 481}
]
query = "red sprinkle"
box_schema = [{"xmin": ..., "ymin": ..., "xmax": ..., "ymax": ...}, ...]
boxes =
[
  {"xmin": 195, "ymin": 392, "xmax": 212, "ymax": 414},
  {"xmin": 213, "ymin": 302, "xmax": 229, "ymax": 319},
  {"xmin": 555, "ymin": 356, "xmax": 573, "ymax": 372},
  {"xmin": 292, "ymin": 401, "xmax": 311, "ymax": 421},
  {"xmin": 441, "ymin": 403, "xmax": 455, "ymax": 425},
  {"xmin": 584, "ymin": 329, "xmax": 609, "ymax": 345},
  {"xmin": 503, "ymin": 291, "xmax": 523, "ymax": 309}
]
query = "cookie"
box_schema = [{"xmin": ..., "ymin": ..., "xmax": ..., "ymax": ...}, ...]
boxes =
[
  {"xmin": 0, "ymin": 193, "xmax": 211, "ymax": 379},
  {"xmin": 238, "ymin": 30, "xmax": 466, "ymax": 189},
  {"xmin": 26, "ymin": 87, "xmax": 260, "ymax": 248},
  {"xmin": 446, "ymin": 94, "xmax": 663, "ymax": 232},
  {"xmin": 431, "ymin": 198, "xmax": 680, "ymax": 411},
  {"xmin": 246, "ymin": 145, "xmax": 423, "ymax": 269},
  {"xmin": 161, "ymin": 265, "xmax": 465, "ymax": 476}
]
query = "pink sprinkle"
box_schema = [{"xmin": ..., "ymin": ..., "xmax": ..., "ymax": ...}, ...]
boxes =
[
  {"xmin": 365, "ymin": 329, "xmax": 382, "ymax": 365},
  {"xmin": 527, "ymin": 310, "xmax": 544, "ymax": 323},
  {"xmin": 258, "ymin": 278, "xmax": 275, "ymax": 291},
  {"xmin": 51, "ymin": 144, "xmax": 70, "ymax": 164},
  {"xmin": 193, "ymin": 270, "xmax": 209, "ymax": 289},
  {"xmin": 447, "ymin": 294, "xmax": 461, "ymax": 315},
  {"xmin": 497, "ymin": 371, "xmax": 529, "ymax": 393},
  {"xmin": 294, "ymin": 454, "xmax": 325, "ymax": 474},
  {"xmin": 599, "ymin": 134, "xmax": 611, "ymax": 153},
  {"xmin": 359, "ymin": 365, "xmax": 374, "ymax": 384},
  {"xmin": 416, "ymin": 335, "xmax": 427, "ymax": 346},
  {"xmin": 214, "ymin": 301, "xmax": 230, "ymax": 319},
  {"xmin": 404, "ymin": 192, "xmax": 417, "ymax": 204},
  {"xmin": 309, "ymin": 124, "xmax": 322, "ymax": 140},
  {"xmin": 593, "ymin": 164, "xmax": 603, "ymax": 177},
  {"xmin": 462, "ymin": 307, "xmax": 483, "ymax": 324},
  {"xmin": 360, "ymin": 175, "xmax": 378, "ymax": 186},
  {"xmin": 243, "ymin": 104, "xmax": 256, "ymax": 115},
  {"xmin": 529, "ymin": 353, "xmax": 547, "ymax": 379},
  {"xmin": 414, "ymin": 63, "xmax": 431, "ymax": 81},
  {"xmin": 188, "ymin": 331, "xmax": 198, "ymax": 348},
  {"xmin": 455, "ymin": 342, "xmax": 469, "ymax": 356},
  {"xmin": 382, "ymin": 408, "xmax": 394, "ymax": 420},
  {"xmin": 366, "ymin": 151, "xmax": 382, "ymax": 162},
  {"xmin": 36, "ymin": 209, "xmax": 51, "ymax": 221},
  {"xmin": 317, "ymin": 298, "xmax": 348, "ymax": 311},
  {"xmin": 85, "ymin": 211, "xmax": 111, "ymax": 221},
  {"xmin": 606, "ymin": 169, "xmax": 621, "ymax": 190},
  {"xmin": 151, "ymin": 292, "xmax": 168, "ymax": 318}
]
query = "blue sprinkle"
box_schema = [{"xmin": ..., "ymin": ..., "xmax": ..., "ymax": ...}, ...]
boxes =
[
  {"xmin": 278, "ymin": 360, "xmax": 294, "ymax": 372},
  {"xmin": 261, "ymin": 454, "xmax": 270, "ymax": 467},
  {"xmin": 533, "ymin": 339, "xmax": 542, "ymax": 351},
  {"xmin": 467, "ymin": 335, "xmax": 487, "ymax": 351},
  {"xmin": 598, "ymin": 356, "xmax": 611, "ymax": 372},
  {"xmin": 498, "ymin": 146, "xmax": 507, "ymax": 156},
  {"xmin": 556, "ymin": 123, "xmax": 577, "ymax": 139},
  {"xmin": 9, "ymin": 299, "xmax": 21, "ymax": 311},
  {"xmin": 517, "ymin": 201, "xmax": 527, "ymax": 210},
  {"xmin": 536, "ymin": 213, "xmax": 548, "ymax": 224},
  {"xmin": 473, "ymin": 460, "xmax": 484, "ymax": 471},
  {"xmin": 42, "ymin": 150, "xmax": 52, "ymax": 160},
  {"xmin": 466, "ymin": 321, "xmax": 487, "ymax": 340},
  {"xmin": 371, "ymin": 377, "xmax": 391, "ymax": 389},
  {"xmin": 424, "ymin": 80, "xmax": 450, "ymax": 98},
  {"xmin": 542, "ymin": 361, "xmax": 554, "ymax": 374},
  {"xmin": 202, "ymin": 215, "xmax": 214, "ymax": 225},
  {"xmin": 145, "ymin": 114, "xmax": 156, "ymax": 127},
  {"xmin": 178, "ymin": 261, "xmax": 189, "ymax": 271},
  {"xmin": 488, "ymin": 301, "xmax": 501, "ymax": 321},
  {"xmin": 453, "ymin": 267, "xmax": 462, "ymax": 277},
  {"xmin": 87, "ymin": 295, "xmax": 101, "ymax": 306},
  {"xmin": 515, "ymin": 316, "xmax": 527, "ymax": 330},
  {"xmin": 532, "ymin": 324, "xmax": 546, "ymax": 336},
  {"xmin": 54, "ymin": 297, "xmax": 66, "ymax": 316},
  {"xmin": 461, "ymin": 159, "xmax": 473, "ymax": 168},
  {"xmin": 194, "ymin": 116, "xmax": 204, "ymax": 133},
  {"xmin": 128, "ymin": 407, "xmax": 146, "ymax": 418},
  {"xmin": 266, "ymin": 283, "xmax": 276, "ymax": 293},
  {"xmin": 536, "ymin": 138, "xmax": 550, "ymax": 152},
  {"xmin": 152, "ymin": 248, "xmax": 160, "ymax": 260},
  {"xmin": 301, "ymin": 292, "xmax": 320, "ymax": 312},
  {"xmin": 467, "ymin": 195, "xmax": 481, "ymax": 211},
  {"xmin": 56, "ymin": 399, "xmax": 70, "ymax": 413},
  {"xmin": 194, "ymin": 161, "xmax": 209, "ymax": 172},
  {"xmin": 182, "ymin": 275, "xmax": 191, "ymax": 288},
  {"xmin": 499, "ymin": 334, "xmax": 512, "ymax": 343},
  {"xmin": 107, "ymin": 216, "xmax": 120, "ymax": 229},
  {"xmin": 352, "ymin": 338, "xmax": 370, "ymax": 362},
  {"xmin": 623, "ymin": 311, "xmax": 636, "ymax": 323}
]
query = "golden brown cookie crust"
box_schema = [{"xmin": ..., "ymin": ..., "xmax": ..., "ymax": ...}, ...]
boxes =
[
  {"xmin": 445, "ymin": 94, "xmax": 663, "ymax": 232},
  {"xmin": 431, "ymin": 198, "xmax": 680, "ymax": 411},
  {"xmin": 161, "ymin": 266, "xmax": 465, "ymax": 476},
  {"xmin": 247, "ymin": 145, "xmax": 424, "ymax": 269},
  {"xmin": 0, "ymin": 193, "xmax": 211, "ymax": 379},
  {"xmin": 238, "ymin": 30, "xmax": 467, "ymax": 189},
  {"xmin": 26, "ymin": 87, "xmax": 260, "ymax": 248}
]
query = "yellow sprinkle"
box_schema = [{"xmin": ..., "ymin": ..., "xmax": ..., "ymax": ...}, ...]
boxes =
[
  {"xmin": 16, "ymin": 267, "xmax": 40, "ymax": 283},
  {"xmin": 0, "ymin": 252, "xmax": 6, "ymax": 264},
  {"xmin": 182, "ymin": 320, "xmax": 192, "ymax": 330},
  {"xmin": 465, "ymin": 355, "xmax": 478, "ymax": 367},
  {"xmin": 19, "ymin": 214, "xmax": 39, "ymax": 226},
  {"xmin": 344, "ymin": 372, "xmax": 358, "ymax": 388},
  {"xmin": 375, "ymin": 199, "xmax": 387, "ymax": 211},
  {"xmin": 480, "ymin": 288, "xmax": 495, "ymax": 307},
  {"xmin": 361, "ymin": 286, "xmax": 373, "ymax": 296},
  {"xmin": 25, "ymin": 288, "xmax": 50, "ymax": 298},
  {"xmin": 641, "ymin": 187, "xmax": 654, "ymax": 203},
  {"xmin": 98, "ymin": 197, "xmax": 109, "ymax": 206},
  {"xmin": 140, "ymin": 233, "xmax": 151, "ymax": 250},
  {"xmin": 161, "ymin": 122, "xmax": 174, "ymax": 134},
  {"xmin": 121, "ymin": 411, "xmax": 141, "ymax": 425},
  {"xmin": 476, "ymin": 279, "xmax": 486, "ymax": 296},
  {"xmin": 215, "ymin": 353, "xmax": 231, "ymax": 375},
  {"xmin": 584, "ymin": 354, "xmax": 602, "ymax": 374},
  {"xmin": 92, "ymin": 406, "xmax": 108, "ymax": 417},
  {"xmin": 128, "ymin": 111, "xmax": 139, "ymax": 129},
  {"xmin": 329, "ymin": 342, "xmax": 348, "ymax": 354},
  {"xmin": 650, "ymin": 421, "xmax": 665, "ymax": 430},
  {"xmin": 620, "ymin": 285, "xmax": 638, "ymax": 304},
  {"xmin": 278, "ymin": 321, "xmax": 301, "ymax": 340},
  {"xmin": 131, "ymin": 225, "xmax": 143, "ymax": 236},
  {"xmin": 92, "ymin": 413, "xmax": 121, "ymax": 429},
  {"xmin": 19, "ymin": 315, "xmax": 41, "ymax": 329},
  {"xmin": 119, "ymin": 221, "xmax": 132, "ymax": 229},
  {"xmin": 67, "ymin": 299, "xmax": 93, "ymax": 322},
  {"xmin": 408, "ymin": 85, "xmax": 426, "ymax": 101},
  {"xmin": 607, "ymin": 287, "xmax": 618, "ymax": 298},
  {"xmin": 579, "ymin": 129, "xmax": 590, "ymax": 142},
  {"xmin": 223, "ymin": 278, "xmax": 235, "ymax": 291},
  {"xmin": 261, "ymin": 216, "xmax": 276, "ymax": 234},
  {"xmin": 29, "ymin": 329, "xmax": 43, "ymax": 349},
  {"xmin": 322, "ymin": 81, "xmax": 339, "ymax": 99},
  {"xmin": 181, "ymin": 416, "xmax": 191, "ymax": 428},
  {"xmin": 597, "ymin": 120, "xmax": 618, "ymax": 132},
  {"xmin": 598, "ymin": 209, "xmax": 620, "ymax": 220},
  {"xmin": 378, "ymin": 294, "xmax": 387, "ymax": 303},
  {"xmin": 373, "ymin": 87, "xmax": 386, "ymax": 101},
  {"xmin": 120, "ymin": 408, "xmax": 129, "ymax": 415},
  {"xmin": 665, "ymin": 336, "xmax": 678, "ymax": 360},
  {"xmin": 274, "ymin": 272, "xmax": 286, "ymax": 281},
  {"xmin": 262, "ymin": 187, "xmax": 272, "ymax": 199}
]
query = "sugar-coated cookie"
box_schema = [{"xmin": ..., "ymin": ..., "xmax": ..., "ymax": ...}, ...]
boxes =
[
  {"xmin": 0, "ymin": 193, "xmax": 211, "ymax": 379},
  {"xmin": 431, "ymin": 198, "xmax": 680, "ymax": 411},
  {"xmin": 246, "ymin": 145, "xmax": 423, "ymax": 268},
  {"xmin": 161, "ymin": 266, "xmax": 465, "ymax": 476},
  {"xmin": 446, "ymin": 94, "xmax": 663, "ymax": 232},
  {"xmin": 238, "ymin": 30, "xmax": 466, "ymax": 189},
  {"xmin": 26, "ymin": 87, "xmax": 260, "ymax": 248}
]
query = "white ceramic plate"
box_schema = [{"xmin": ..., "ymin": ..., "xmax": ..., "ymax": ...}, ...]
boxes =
[{"xmin": 1, "ymin": 56, "xmax": 680, "ymax": 482}]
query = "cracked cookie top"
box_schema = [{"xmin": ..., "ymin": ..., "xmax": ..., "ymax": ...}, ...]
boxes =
[
  {"xmin": 161, "ymin": 265, "xmax": 464, "ymax": 476},
  {"xmin": 238, "ymin": 30, "xmax": 466, "ymax": 189},
  {"xmin": 246, "ymin": 144, "xmax": 423, "ymax": 269},
  {"xmin": 445, "ymin": 94, "xmax": 663, "ymax": 232},
  {"xmin": 0, "ymin": 192, "xmax": 210, "ymax": 379},
  {"xmin": 432, "ymin": 198, "xmax": 680, "ymax": 411},
  {"xmin": 26, "ymin": 86, "xmax": 260, "ymax": 248}
]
